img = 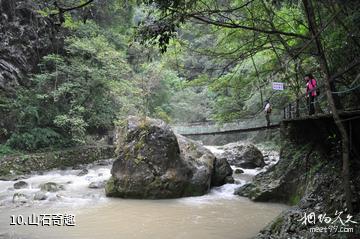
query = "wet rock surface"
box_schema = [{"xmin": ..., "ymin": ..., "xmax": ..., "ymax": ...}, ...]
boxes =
[
  {"xmin": 12, "ymin": 192, "xmax": 28, "ymax": 204},
  {"xmin": 77, "ymin": 169, "xmax": 89, "ymax": 176},
  {"xmin": 234, "ymin": 168, "xmax": 244, "ymax": 174},
  {"xmin": 33, "ymin": 191, "xmax": 47, "ymax": 201},
  {"xmin": 40, "ymin": 182, "xmax": 64, "ymax": 192},
  {"xmin": 176, "ymin": 134, "xmax": 216, "ymax": 196},
  {"xmin": 211, "ymin": 157, "xmax": 233, "ymax": 186},
  {"xmin": 218, "ymin": 143, "xmax": 265, "ymax": 169},
  {"xmin": 89, "ymin": 180, "xmax": 106, "ymax": 189},
  {"xmin": 13, "ymin": 181, "xmax": 28, "ymax": 189}
]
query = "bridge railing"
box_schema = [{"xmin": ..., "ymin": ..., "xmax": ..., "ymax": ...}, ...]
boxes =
[
  {"xmin": 283, "ymin": 79, "xmax": 360, "ymax": 120},
  {"xmin": 172, "ymin": 113, "xmax": 282, "ymax": 135},
  {"xmin": 173, "ymin": 79, "xmax": 360, "ymax": 134}
]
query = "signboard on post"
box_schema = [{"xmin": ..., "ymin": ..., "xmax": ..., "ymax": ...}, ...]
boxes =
[{"xmin": 272, "ymin": 82, "xmax": 284, "ymax": 91}]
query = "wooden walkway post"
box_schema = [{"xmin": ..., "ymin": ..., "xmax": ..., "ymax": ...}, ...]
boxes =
[
  {"xmin": 295, "ymin": 99, "xmax": 300, "ymax": 118},
  {"xmin": 288, "ymin": 103, "xmax": 292, "ymax": 119}
]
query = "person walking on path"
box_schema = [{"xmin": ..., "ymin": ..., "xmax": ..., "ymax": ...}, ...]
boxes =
[
  {"xmin": 305, "ymin": 73, "xmax": 318, "ymax": 115},
  {"xmin": 264, "ymin": 99, "xmax": 272, "ymax": 127}
]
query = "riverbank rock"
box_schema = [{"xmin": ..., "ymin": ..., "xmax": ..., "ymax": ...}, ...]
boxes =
[
  {"xmin": 246, "ymin": 142, "xmax": 360, "ymax": 239},
  {"xmin": 235, "ymin": 120, "xmax": 360, "ymax": 239},
  {"xmin": 77, "ymin": 169, "xmax": 88, "ymax": 176},
  {"xmin": 40, "ymin": 182, "xmax": 64, "ymax": 192},
  {"xmin": 106, "ymin": 116, "xmax": 232, "ymax": 199},
  {"xmin": 220, "ymin": 143, "xmax": 265, "ymax": 169},
  {"xmin": 235, "ymin": 143, "xmax": 311, "ymax": 202},
  {"xmin": 33, "ymin": 191, "xmax": 47, "ymax": 200},
  {"xmin": 89, "ymin": 181, "xmax": 106, "ymax": 189},
  {"xmin": 13, "ymin": 181, "xmax": 28, "ymax": 189},
  {"xmin": 234, "ymin": 168, "xmax": 244, "ymax": 174},
  {"xmin": 12, "ymin": 193, "xmax": 28, "ymax": 203}
]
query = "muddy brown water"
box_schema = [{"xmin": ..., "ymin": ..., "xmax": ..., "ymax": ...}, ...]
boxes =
[
  {"xmin": 0, "ymin": 145, "xmax": 287, "ymax": 239},
  {"xmin": 0, "ymin": 194, "xmax": 287, "ymax": 239}
]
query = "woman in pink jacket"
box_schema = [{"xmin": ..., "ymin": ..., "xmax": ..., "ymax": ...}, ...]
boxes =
[{"xmin": 304, "ymin": 73, "xmax": 317, "ymax": 115}]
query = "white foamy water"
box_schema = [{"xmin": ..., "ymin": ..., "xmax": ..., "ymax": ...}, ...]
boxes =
[
  {"xmin": 207, "ymin": 143, "xmax": 280, "ymax": 182},
  {"xmin": 204, "ymin": 145, "xmax": 225, "ymax": 156},
  {"xmin": 0, "ymin": 162, "xmax": 112, "ymax": 209},
  {"xmin": 0, "ymin": 145, "xmax": 286, "ymax": 239}
]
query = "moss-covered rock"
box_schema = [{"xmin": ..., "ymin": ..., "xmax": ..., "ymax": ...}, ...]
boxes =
[
  {"xmin": 106, "ymin": 116, "xmax": 230, "ymax": 199},
  {"xmin": 106, "ymin": 117, "xmax": 192, "ymax": 198}
]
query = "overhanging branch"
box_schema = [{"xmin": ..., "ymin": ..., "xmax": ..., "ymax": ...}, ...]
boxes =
[
  {"xmin": 54, "ymin": 0, "xmax": 94, "ymax": 13},
  {"xmin": 187, "ymin": 14, "xmax": 310, "ymax": 40}
]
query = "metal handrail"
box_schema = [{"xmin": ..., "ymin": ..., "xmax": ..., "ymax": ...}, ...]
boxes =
[
  {"xmin": 283, "ymin": 80, "xmax": 360, "ymax": 120},
  {"xmin": 283, "ymin": 84, "xmax": 324, "ymax": 120}
]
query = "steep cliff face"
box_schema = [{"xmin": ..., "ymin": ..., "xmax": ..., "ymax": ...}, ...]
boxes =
[
  {"xmin": 0, "ymin": 0, "xmax": 59, "ymax": 93},
  {"xmin": 0, "ymin": 0, "xmax": 62, "ymax": 142}
]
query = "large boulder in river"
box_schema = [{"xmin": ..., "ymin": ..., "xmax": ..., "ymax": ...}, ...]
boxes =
[
  {"xmin": 220, "ymin": 143, "xmax": 265, "ymax": 169},
  {"xmin": 106, "ymin": 116, "xmax": 230, "ymax": 199},
  {"xmin": 106, "ymin": 117, "xmax": 193, "ymax": 198}
]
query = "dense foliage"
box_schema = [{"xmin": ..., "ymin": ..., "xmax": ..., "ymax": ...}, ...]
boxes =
[
  {"xmin": 1, "ymin": 0, "xmax": 359, "ymax": 152},
  {"xmin": 138, "ymin": 0, "xmax": 360, "ymax": 121},
  {"xmin": 1, "ymin": 0, "xmax": 180, "ymax": 151}
]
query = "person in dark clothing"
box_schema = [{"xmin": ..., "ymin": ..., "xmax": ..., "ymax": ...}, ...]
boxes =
[{"xmin": 304, "ymin": 73, "xmax": 318, "ymax": 115}]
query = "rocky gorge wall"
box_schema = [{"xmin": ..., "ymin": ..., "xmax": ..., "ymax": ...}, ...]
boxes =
[
  {"xmin": 0, "ymin": 0, "xmax": 62, "ymax": 142},
  {"xmin": 236, "ymin": 115, "xmax": 360, "ymax": 238},
  {"xmin": 0, "ymin": 0, "xmax": 60, "ymax": 92}
]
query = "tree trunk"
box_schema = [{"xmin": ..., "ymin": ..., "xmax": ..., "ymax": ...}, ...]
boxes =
[
  {"xmin": 302, "ymin": 0, "xmax": 352, "ymax": 213},
  {"xmin": 250, "ymin": 55, "xmax": 263, "ymax": 108}
]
